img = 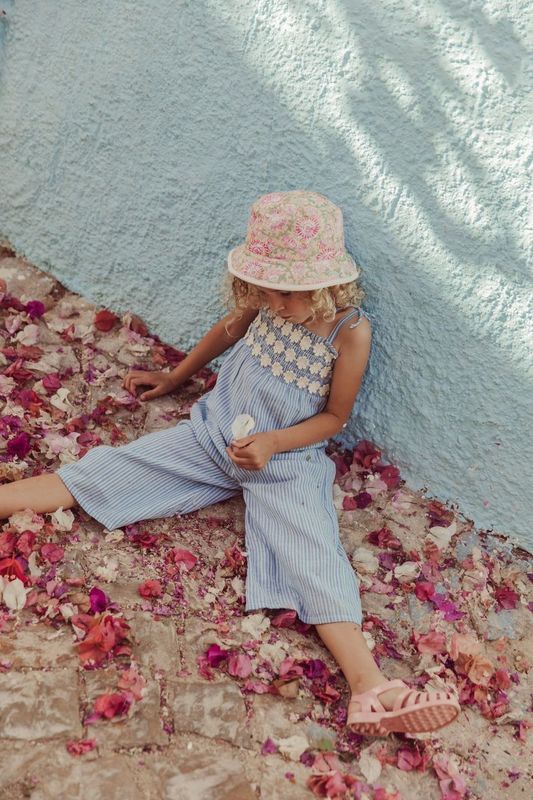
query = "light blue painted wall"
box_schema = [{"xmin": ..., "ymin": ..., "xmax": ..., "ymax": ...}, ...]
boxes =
[{"xmin": 0, "ymin": 1, "xmax": 531, "ymax": 547}]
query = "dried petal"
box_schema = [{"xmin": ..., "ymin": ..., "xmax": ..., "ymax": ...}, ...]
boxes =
[
  {"xmin": 89, "ymin": 587, "xmax": 111, "ymax": 613},
  {"xmin": 2, "ymin": 577, "xmax": 27, "ymax": 610},
  {"xmin": 40, "ymin": 543, "xmax": 65, "ymax": 563},
  {"xmin": 138, "ymin": 579, "xmax": 163, "ymax": 598},
  {"xmin": 413, "ymin": 630, "xmax": 447, "ymax": 655},
  {"xmin": 227, "ymin": 652, "xmax": 253, "ymax": 678},
  {"xmin": 169, "ymin": 548, "xmax": 197, "ymax": 571},
  {"xmin": 66, "ymin": 739, "xmax": 97, "ymax": 756},
  {"xmin": 94, "ymin": 309, "xmax": 119, "ymax": 332}
]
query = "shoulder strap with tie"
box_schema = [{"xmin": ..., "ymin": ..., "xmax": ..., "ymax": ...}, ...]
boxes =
[{"xmin": 326, "ymin": 307, "xmax": 364, "ymax": 344}]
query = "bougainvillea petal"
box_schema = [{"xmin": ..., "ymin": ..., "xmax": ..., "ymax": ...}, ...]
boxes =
[
  {"xmin": 91, "ymin": 691, "xmax": 132, "ymax": 720},
  {"xmin": 169, "ymin": 548, "xmax": 197, "ymax": 571},
  {"xmin": 89, "ymin": 587, "xmax": 111, "ymax": 613},
  {"xmin": 261, "ymin": 737, "xmax": 278, "ymax": 755},
  {"xmin": 228, "ymin": 652, "xmax": 253, "ymax": 678},
  {"xmin": 413, "ymin": 630, "xmax": 447, "ymax": 655},
  {"xmin": 271, "ymin": 609, "xmax": 297, "ymax": 627},
  {"xmin": 0, "ymin": 532, "xmax": 16, "ymax": 558},
  {"xmin": 205, "ymin": 643, "xmax": 229, "ymax": 667},
  {"xmin": 40, "ymin": 543, "xmax": 65, "ymax": 564},
  {"xmin": 342, "ymin": 495, "xmax": 358, "ymax": 511},
  {"xmin": 6, "ymin": 432, "xmax": 31, "ymax": 459},
  {"xmin": 415, "ymin": 581, "xmax": 436, "ymax": 601},
  {"xmin": 15, "ymin": 531, "xmax": 36, "ymax": 557},
  {"xmin": 25, "ymin": 300, "xmax": 46, "ymax": 319},
  {"xmin": 366, "ymin": 527, "xmax": 403, "ymax": 550},
  {"xmin": 495, "ymin": 586, "xmax": 519, "ymax": 610},
  {"xmin": 138, "ymin": 579, "xmax": 163, "ymax": 598},
  {"xmin": 1, "ymin": 577, "xmax": 27, "ymax": 610},
  {"xmin": 94, "ymin": 309, "xmax": 120, "ymax": 332},
  {"xmin": 66, "ymin": 739, "xmax": 97, "ymax": 756},
  {"xmin": 0, "ymin": 557, "xmax": 28, "ymax": 584},
  {"xmin": 117, "ymin": 668, "xmax": 146, "ymax": 700}
]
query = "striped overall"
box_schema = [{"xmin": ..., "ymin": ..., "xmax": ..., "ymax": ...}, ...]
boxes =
[{"xmin": 58, "ymin": 306, "xmax": 368, "ymax": 624}]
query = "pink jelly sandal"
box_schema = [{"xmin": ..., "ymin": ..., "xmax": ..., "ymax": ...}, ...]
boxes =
[{"xmin": 347, "ymin": 679, "xmax": 460, "ymax": 736}]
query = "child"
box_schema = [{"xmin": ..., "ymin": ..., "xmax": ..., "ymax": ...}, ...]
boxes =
[{"xmin": 0, "ymin": 191, "xmax": 459, "ymax": 736}]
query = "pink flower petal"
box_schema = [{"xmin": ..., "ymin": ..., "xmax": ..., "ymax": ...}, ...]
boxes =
[
  {"xmin": 169, "ymin": 548, "xmax": 197, "ymax": 571},
  {"xmin": 271, "ymin": 609, "xmax": 297, "ymax": 627},
  {"xmin": 227, "ymin": 652, "xmax": 253, "ymax": 678},
  {"xmin": 138, "ymin": 579, "xmax": 163, "ymax": 598},
  {"xmin": 495, "ymin": 586, "xmax": 519, "ymax": 610},
  {"xmin": 40, "ymin": 543, "xmax": 65, "ymax": 564},
  {"xmin": 413, "ymin": 630, "xmax": 447, "ymax": 655},
  {"xmin": 415, "ymin": 581, "xmax": 435, "ymax": 601},
  {"xmin": 66, "ymin": 739, "xmax": 97, "ymax": 756}
]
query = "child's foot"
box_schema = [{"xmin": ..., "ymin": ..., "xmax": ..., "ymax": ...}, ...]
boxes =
[{"xmin": 347, "ymin": 679, "xmax": 460, "ymax": 736}]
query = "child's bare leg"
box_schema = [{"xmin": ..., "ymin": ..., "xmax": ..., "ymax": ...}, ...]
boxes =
[
  {"xmin": 0, "ymin": 474, "xmax": 77, "ymax": 519},
  {"xmin": 316, "ymin": 622, "xmax": 403, "ymax": 709}
]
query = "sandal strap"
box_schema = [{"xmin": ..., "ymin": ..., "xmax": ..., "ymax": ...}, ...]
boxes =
[
  {"xmin": 349, "ymin": 679, "xmax": 408, "ymax": 714},
  {"xmin": 392, "ymin": 687, "xmax": 420, "ymax": 712}
]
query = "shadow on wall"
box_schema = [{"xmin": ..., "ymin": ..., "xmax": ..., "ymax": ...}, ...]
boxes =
[
  {"xmin": 0, "ymin": 1, "xmax": 13, "ymax": 77},
  {"xmin": 191, "ymin": 0, "xmax": 530, "ymax": 521},
  {"xmin": 335, "ymin": 0, "xmax": 528, "ymax": 285}
]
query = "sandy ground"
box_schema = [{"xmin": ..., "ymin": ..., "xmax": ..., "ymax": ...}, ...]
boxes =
[{"xmin": 0, "ymin": 244, "xmax": 531, "ymax": 800}]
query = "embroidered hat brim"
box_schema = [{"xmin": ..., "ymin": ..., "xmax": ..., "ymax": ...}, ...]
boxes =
[
  {"xmin": 228, "ymin": 246, "xmax": 359, "ymax": 291},
  {"xmin": 227, "ymin": 190, "xmax": 360, "ymax": 291}
]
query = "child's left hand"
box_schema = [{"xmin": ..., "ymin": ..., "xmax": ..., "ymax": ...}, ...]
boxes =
[{"xmin": 226, "ymin": 432, "xmax": 277, "ymax": 470}]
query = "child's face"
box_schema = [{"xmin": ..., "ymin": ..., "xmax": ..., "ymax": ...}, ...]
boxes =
[{"xmin": 258, "ymin": 288, "xmax": 314, "ymax": 323}]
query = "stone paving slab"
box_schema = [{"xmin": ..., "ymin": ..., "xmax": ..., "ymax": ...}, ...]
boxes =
[
  {"xmin": 28, "ymin": 755, "xmax": 150, "ymax": 800},
  {"xmin": 128, "ymin": 612, "xmax": 181, "ymax": 674},
  {"xmin": 0, "ymin": 624, "xmax": 77, "ymax": 669},
  {"xmin": 169, "ymin": 679, "xmax": 253, "ymax": 749},
  {"xmin": 0, "ymin": 670, "xmax": 82, "ymax": 741}
]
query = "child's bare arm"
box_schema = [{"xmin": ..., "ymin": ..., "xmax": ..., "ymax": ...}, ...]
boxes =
[
  {"xmin": 168, "ymin": 309, "xmax": 259, "ymax": 386},
  {"xmin": 124, "ymin": 309, "xmax": 258, "ymax": 398},
  {"xmin": 271, "ymin": 317, "xmax": 372, "ymax": 451}
]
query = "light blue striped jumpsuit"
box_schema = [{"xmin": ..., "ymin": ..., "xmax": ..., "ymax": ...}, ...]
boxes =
[{"xmin": 58, "ymin": 306, "xmax": 367, "ymax": 624}]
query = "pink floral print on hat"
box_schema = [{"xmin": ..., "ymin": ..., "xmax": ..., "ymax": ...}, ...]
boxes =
[{"xmin": 228, "ymin": 191, "xmax": 359, "ymax": 291}]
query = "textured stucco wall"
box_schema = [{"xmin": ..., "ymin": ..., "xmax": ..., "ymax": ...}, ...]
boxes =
[{"xmin": 0, "ymin": 1, "xmax": 531, "ymax": 547}]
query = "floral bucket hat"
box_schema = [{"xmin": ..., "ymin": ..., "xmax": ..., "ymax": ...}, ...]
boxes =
[{"xmin": 228, "ymin": 190, "xmax": 359, "ymax": 291}]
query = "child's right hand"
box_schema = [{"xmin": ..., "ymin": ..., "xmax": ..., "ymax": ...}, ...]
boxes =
[{"xmin": 122, "ymin": 370, "xmax": 176, "ymax": 401}]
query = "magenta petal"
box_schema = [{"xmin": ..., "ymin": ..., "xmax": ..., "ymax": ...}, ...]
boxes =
[
  {"xmin": 25, "ymin": 300, "xmax": 46, "ymax": 319},
  {"xmin": 7, "ymin": 432, "xmax": 31, "ymax": 459},
  {"xmin": 378, "ymin": 464, "xmax": 401, "ymax": 489},
  {"xmin": 205, "ymin": 643, "xmax": 229, "ymax": 667},
  {"xmin": 301, "ymin": 658, "xmax": 328, "ymax": 680},
  {"xmin": 261, "ymin": 737, "xmax": 278, "ymax": 755},
  {"xmin": 89, "ymin": 587, "xmax": 110, "ymax": 613},
  {"xmin": 415, "ymin": 581, "xmax": 436, "ymax": 601},
  {"xmin": 83, "ymin": 711, "xmax": 101, "ymax": 726},
  {"xmin": 355, "ymin": 491, "xmax": 373, "ymax": 509}
]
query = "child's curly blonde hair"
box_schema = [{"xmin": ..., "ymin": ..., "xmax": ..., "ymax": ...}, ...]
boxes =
[{"xmin": 221, "ymin": 273, "xmax": 365, "ymax": 323}]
